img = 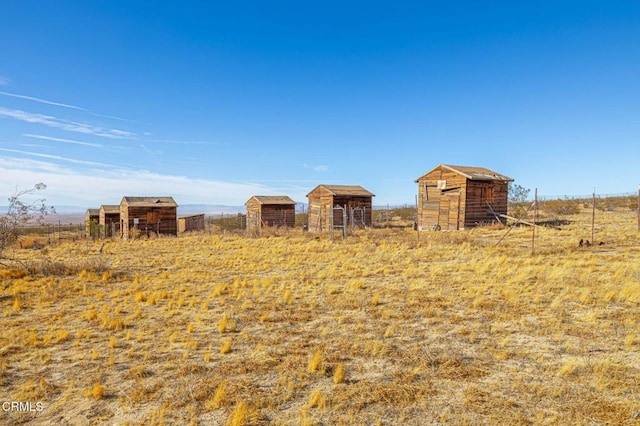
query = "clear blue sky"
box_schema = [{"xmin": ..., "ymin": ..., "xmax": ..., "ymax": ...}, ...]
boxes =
[{"xmin": 1, "ymin": 1, "xmax": 639, "ymax": 207}]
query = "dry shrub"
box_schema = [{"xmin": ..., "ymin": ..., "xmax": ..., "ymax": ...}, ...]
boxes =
[
  {"xmin": 427, "ymin": 354, "xmax": 489, "ymax": 380},
  {"xmin": 14, "ymin": 377, "xmax": 58, "ymax": 400},
  {"xmin": 17, "ymin": 235, "xmax": 48, "ymax": 250},
  {"xmin": 463, "ymin": 385, "xmax": 521, "ymax": 417},
  {"xmin": 333, "ymin": 382, "xmax": 433, "ymax": 410},
  {"xmin": 128, "ymin": 382, "xmax": 160, "ymax": 404},
  {"xmin": 0, "ymin": 268, "xmax": 27, "ymax": 279},
  {"xmin": 24, "ymin": 260, "xmax": 68, "ymax": 276},
  {"xmin": 85, "ymin": 382, "xmax": 105, "ymax": 399},
  {"xmin": 542, "ymin": 198, "xmax": 581, "ymax": 216},
  {"xmin": 225, "ymin": 400, "xmax": 266, "ymax": 426},
  {"xmin": 125, "ymin": 366, "xmax": 152, "ymax": 380},
  {"xmin": 24, "ymin": 256, "xmax": 110, "ymax": 276}
]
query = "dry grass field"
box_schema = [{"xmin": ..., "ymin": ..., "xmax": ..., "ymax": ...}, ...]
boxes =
[{"xmin": 1, "ymin": 207, "xmax": 639, "ymax": 425}]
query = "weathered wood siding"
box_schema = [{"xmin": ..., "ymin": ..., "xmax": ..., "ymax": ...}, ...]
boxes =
[
  {"xmin": 332, "ymin": 196, "xmax": 372, "ymax": 227},
  {"xmin": 245, "ymin": 196, "xmax": 296, "ymax": 236},
  {"xmin": 120, "ymin": 203, "xmax": 177, "ymax": 239},
  {"xmin": 85, "ymin": 209, "xmax": 99, "ymax": 238},
  {"xmin": 307, "ymin": 187, "xmax": 373, "ymax": 232},
  {"xmin": 178, "ymin": 214, "xmax": 206, "ymax": 233},
  {"xmin": 259, "ymin": 205, "xmax": 295, "ymax": 227},
  {"xmin": 417, "ymin": 168, "xmax": 467, "ymax": 230},
  {"xmin": 463, "ymin": 180, "xmax": 509, "ymax": 227},
  {"xmin": 99, "ymin": 206, "xmax": 120, "ymax": 238},
  {"xmin": 307, "ymin": 187, "xmax": 332, "ymax": 232},
  {"xmin": 417, "ymin": 165, "xmax": 511, "ymax": 230}
]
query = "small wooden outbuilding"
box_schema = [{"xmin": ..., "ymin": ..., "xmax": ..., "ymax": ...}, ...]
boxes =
[
  {"xmin": 85, "ymin": 208, "xmax": 99, "ymax": 238},
  {"xmin": 245, "ymin": 196, "xmax": 296, "ymax": 235},
  {"xmin": 415, "ymin": 164, "xmax": 513, "ymax": 231},
  {"xmin": 99, "ymin": 205, "xmax": 120, "ymax": 238},
  {"xmin": 178, "ymin": 214, "xmax": 206, "ymax": 233},
  {"xmin": 307, "ymin": 185, "xmax": 374, "ymax": 232},
  {"xmin": 120, "ymin": 196, "xmax": 178, "ymax": 240}
]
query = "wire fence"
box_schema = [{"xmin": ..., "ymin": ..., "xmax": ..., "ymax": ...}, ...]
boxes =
[
  {"xmin": 498, "ymin": 188, "xmax": 639, "ymax": 254},
  {"xmin": 7, "ymin": 189, "xmax": 639, "ymax": 248},
  {"xmin": 12, "ymin": 223, "xmax": 85, "ymax": 249}
]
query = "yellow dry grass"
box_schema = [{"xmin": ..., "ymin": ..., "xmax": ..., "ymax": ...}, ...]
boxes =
[{"xmin": 0, "ymin": 207, "xmax": 639, "ymax": 424}]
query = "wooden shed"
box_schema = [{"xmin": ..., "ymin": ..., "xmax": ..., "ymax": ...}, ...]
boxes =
[
  {"xmin": 245, "ymin": 196, "xmax": 296, "ymax": 235},
  {"xmin": 120, "ymin": 196, "xmax": 178, "ymax": 240},
  {"xmin": 99, "ymin": 205, "xmax": 120, "ymax": 238},
  {"xmin": 415, "ymin": 164, "xmax": 513, "ymax": 231},
  {"xmin": 85, "ymin": 208, "xmax": 99, "ymax": 239},
  {"xmin": 178, "ymin": 214, "xmax": 206, "ymax": 233},
  {"xmin": 307, "ymin": 185, "xmax": 374, "ymax": 232}
]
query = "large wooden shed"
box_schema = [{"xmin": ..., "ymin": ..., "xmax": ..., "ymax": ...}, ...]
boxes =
[
  {"xmin": 85, "ymin": 208, "xmax": 99, "ymax": 239},
  {"xmin": 99, "ymin": 205, "xmax": 120, "ymax": 238},
  {"xmin": 415, "ymin": 164, "xmax": 513, "ymax": 231},
  {"xmin": 245, "ymin": 196, "xmax": 296, "ymax": 235},
  {"xmin": 120, "ymin": 196, "xmax": 178, "ymax": 240},
  {"xmin": 307, "ymin": 185, "xmax": 374, "ymax": 232}
]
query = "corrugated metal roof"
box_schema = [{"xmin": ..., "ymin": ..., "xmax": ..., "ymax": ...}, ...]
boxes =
[
  {"xmin": 99, "ymin": 204, "xmax": 120, "ymax": 213},
  {"xmin": 121, "ymin": 196, "xmax": 178, "ymax": 207},
  {"xmin": 415, "ymin": 164, "xmax": 513, "ymax": 182},
  {"xmin": 246, "ymin": 195, "xmax": 296, "ymax": 205},
  {"xmin": 87, "ymin": 208, "xmax": 100, "ymax": 216},
  {"xmin": 307, "ymin": 185, "xmax": 375, "ymax": 197}
]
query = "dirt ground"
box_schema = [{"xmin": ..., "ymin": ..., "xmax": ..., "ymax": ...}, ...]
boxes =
[{"xmin": 1, "ymin": 208, "xmax": 639, "ymax": 425}]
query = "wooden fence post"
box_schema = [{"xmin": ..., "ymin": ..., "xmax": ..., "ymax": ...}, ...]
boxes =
[
  {"xmin": 591, "ymin": 188, "xmax": 596, "ymax": 245},
  {"xmin": 531, "ymin": 188, "xmax": 537, "ymax": 255}
]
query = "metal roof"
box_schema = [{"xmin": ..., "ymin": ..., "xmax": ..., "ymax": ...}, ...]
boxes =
[
  {"xmin": 415, "ymin": 164, "xmax": 513, "ymax": 182},
  {"xmin": 307, "ymin": 185, "xmax": 375, "ymax": 197},
  {"xmin": 86, "ymin": 208, "xmax": 100, "ymax": 216},
  {"xmin": 121, "ymin": 196, "xmax": 178, "ymax": 207},
  {"xmin": 246, "ymin": 195, "xmax": 296, "ymax": 205}
]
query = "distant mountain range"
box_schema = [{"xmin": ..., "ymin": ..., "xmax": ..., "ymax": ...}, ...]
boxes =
[
  {"xmin": 2, "ymin": 203, "xmax": 413, "ymax": 224},
  {"xmin": 0, "ymin": 204, "xmax": 245, "ymax": 224},
  {"xmin": 0, "ymin": 204, "xmax": 246, "ymax": 215}
]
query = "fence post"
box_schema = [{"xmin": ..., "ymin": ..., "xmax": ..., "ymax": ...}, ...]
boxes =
[
  {"xmin": 591, "ymin": 188, "xmax": 596, "ymax": 244},
  {"xmin": 329, "ymin": 206, "xmax": 334, "ymax": 241},
  {"xmin": 531, "ymin": 188, "xmax": 537, "ymax": 255},
  {"xmin": 415, "ymin": 194, "xmax": 420, "ymax": 243},
  {"xmin": 343, "ymin": 207, "xmax": 347, "ymax": 240}
]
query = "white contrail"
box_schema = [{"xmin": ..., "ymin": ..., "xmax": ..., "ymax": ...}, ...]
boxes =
[
  {"xmin": 23, "ymin": 133, "xmax": 103, "ymax": 147},
  {"xmin": 0, "ymin": 90, "xmax": 146, "ymax": 124},
  {"xmin": 0, "ymin": 148, "xmax": 112, "ymax": 167},
  {"xmin": 0, "ymin": 107, "xmax": 136, "ymax": 139},
  {"xmin": 0, "ymin": 90, "xmax": 87, "ymax": 110}
]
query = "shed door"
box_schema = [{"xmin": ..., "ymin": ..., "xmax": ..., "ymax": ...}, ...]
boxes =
[
  {"xmin": 439, "ymin": 201, "xmax": 449, "ymax": 230},
  {"xmin": 309, "ymin": 204, "xmax": 322, "ymax": 231},
  {"xmin": 147, "ymin": 211, "xmax": 159, "ymax": 223},
  {"xmin": 447, "ymin": 193, "xmax": 461, "ymax": 230}
]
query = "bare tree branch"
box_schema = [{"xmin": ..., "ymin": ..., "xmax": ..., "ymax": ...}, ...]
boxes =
[{"xmin": 0, "ymin": 183, "xmax": 54, "ymax": 261}]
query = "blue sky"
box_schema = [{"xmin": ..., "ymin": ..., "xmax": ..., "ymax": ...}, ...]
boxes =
[{"xmin": 1, "ymin": 1, "xmax": 639, "ymax": 208}]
